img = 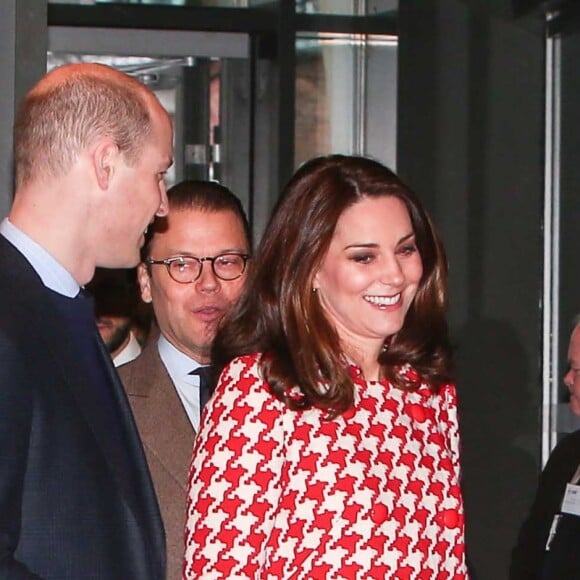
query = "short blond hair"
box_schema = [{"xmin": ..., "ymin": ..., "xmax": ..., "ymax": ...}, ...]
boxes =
[{"xmin": 13, "ymin": 63, "xmax": 154, "ymax": 189}]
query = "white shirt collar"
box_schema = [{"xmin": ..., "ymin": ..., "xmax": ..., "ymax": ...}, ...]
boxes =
[{"xmin": 113, "ymin": 332, "xmax": 142, "ymax": 368}]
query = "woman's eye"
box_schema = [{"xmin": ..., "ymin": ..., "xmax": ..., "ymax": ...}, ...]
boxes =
[
  {"xmin": 351, "ymin": 254, "xmax": 374, "ymax": 264},
  {"xmin": 397, "ymin": 244, "xmax": 418, "ymax": 256}
]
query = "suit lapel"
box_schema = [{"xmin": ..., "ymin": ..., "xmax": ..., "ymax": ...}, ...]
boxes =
[
  {"xmin": 40, "ymin": 300, "xmax": 145, "ymax": 502},
  {"xmin": 123, "ymin": 341, "xmax": 195, "ymax": 490},
  {"xmin": 94, "ymin": 336, "xmax": 166, "ymax": 561}
]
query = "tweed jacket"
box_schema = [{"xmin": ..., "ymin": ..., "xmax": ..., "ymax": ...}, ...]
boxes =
[{"xmin": 119, "ymin": 336, "xmax": 196, "ymax": 580}]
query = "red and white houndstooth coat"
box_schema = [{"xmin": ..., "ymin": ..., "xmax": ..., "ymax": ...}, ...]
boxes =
[{"xmin": 184, "ymin": 353, "xmax": 468, "ymax": 579}]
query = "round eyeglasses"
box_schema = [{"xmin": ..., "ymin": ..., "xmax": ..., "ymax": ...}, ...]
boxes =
[{"xmin": 146, "ymin": 253, "xmax": 250, "ymax": 284}]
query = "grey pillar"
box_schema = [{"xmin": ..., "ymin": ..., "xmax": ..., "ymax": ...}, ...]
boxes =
[
  {"xmin": 397, "ymin": 1, "xmax": 544, "ymax": 577},
  {"xmin": 0, "ymin": 1, "xmax": 48, "ymax": 217}
]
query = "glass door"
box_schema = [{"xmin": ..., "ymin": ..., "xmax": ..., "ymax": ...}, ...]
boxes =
[{"xmin": 47, "ymin": 1, "xmax": 399, "ymax": 240}]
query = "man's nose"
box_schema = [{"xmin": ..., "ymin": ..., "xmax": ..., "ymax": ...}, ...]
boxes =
[
  {"xmin": 156, "ymin": 183, "xmax": 169, "ymax": 217},
  {"xmin": 196, "ymin": 260, "xmax": 220, "ymax": 290}
]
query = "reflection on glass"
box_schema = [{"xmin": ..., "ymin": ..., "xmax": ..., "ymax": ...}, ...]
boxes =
[
  {"xmin": 50, "ymin": 0, "xmax": 397, "ymax": 8},
  {"xmin": 295, "ymin": 32, "xmax": 397, "ymax": 170},
  {"xmin": 50, "ymin": 1, "xmax": 251, "ymax": 6},
  {"xmin": 296, "ymin": 0, "xmax": 398, "ymax": 16}
]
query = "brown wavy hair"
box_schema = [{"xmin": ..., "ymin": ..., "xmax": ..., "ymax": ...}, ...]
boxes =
[{"xmin": 212, "ymin": 154, "xmax": 453, "ymax": 417}]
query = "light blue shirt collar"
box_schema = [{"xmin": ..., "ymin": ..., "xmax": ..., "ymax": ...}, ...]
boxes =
[
  {"xmin": 0, "ymin": 218, "xmax": 80, "ymax": 297},
  {"xmin": 157, "ymin": 334, "xmax": 205, "ymax": 431},
  {"xmin": 157, "ymin": 333, "xmax": 202, "ymax": 377}
]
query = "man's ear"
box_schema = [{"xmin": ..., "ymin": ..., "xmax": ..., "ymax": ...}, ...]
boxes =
[
  {"xmin": 137, "ymin": 262, "xmax": 153, "ymax": 304},
  {"xmin": 92, "ymin": 139, "xmax": 119, "ymax": 190}
]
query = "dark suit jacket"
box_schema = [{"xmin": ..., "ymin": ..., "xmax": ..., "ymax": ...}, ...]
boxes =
[
  {"xmin": 0, "ymin": 236, "xmax": 165, "ymax": 579},
  {"xmin": 510, "ymin": 429, "xmax": 580, "ymax": 579},
  {"xmin": 119, "ymin": 338, "xmax": 195, "ymax": 580}
]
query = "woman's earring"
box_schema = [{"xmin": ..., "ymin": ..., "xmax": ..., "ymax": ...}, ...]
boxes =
[{"xmin": 312, "ymin": 287, "xmax": 318, "ymax": 294}]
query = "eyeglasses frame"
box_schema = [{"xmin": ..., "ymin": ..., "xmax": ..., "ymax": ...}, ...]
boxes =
[{"xmin": 145, "ymin": 252, "xmax": 250, "ymax": 283}]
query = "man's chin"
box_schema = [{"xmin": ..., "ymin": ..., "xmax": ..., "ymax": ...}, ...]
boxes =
[
  {"xmin": 118, "ymin": 253, "xmax": 140, "ymax": 269},
  {"xmin": 98, "ymin": 247, "xmax": 140, "ymax": 269}
]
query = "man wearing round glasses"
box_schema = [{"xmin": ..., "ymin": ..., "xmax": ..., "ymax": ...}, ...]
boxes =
[
  {"xmin": 146, "ymin": 252, "xmax": 249, "ymax": 286},
  {"xmin": 118, "ymin": 179, "xmax": 251, "ymax": 579}
]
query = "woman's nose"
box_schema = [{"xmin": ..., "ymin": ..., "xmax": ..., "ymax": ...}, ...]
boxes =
[{"xmin": 380, "ymin": 257, "xmax": 404, "ymax": 287}]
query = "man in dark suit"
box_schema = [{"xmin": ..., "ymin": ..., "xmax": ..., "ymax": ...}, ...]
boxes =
[
  {"xmin": 118, "ymin": 180, "xmax": 250, "ymax": 579},
  {"xmin": 0, "ymin": 62, "xmax": 173, "ymax": 579},
  {"xmin": 510, "ymin": 316, "xmax": 580, "ymax": 579}
]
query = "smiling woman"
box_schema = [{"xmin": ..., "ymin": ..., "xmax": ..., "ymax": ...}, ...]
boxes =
[
  {"xmin": 313, "ymin": 195, "xmax": 423, "ymax": 380},
  {"xmin": 183, "ymin": 154, "xmax": 467, "ymax": 578}
]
